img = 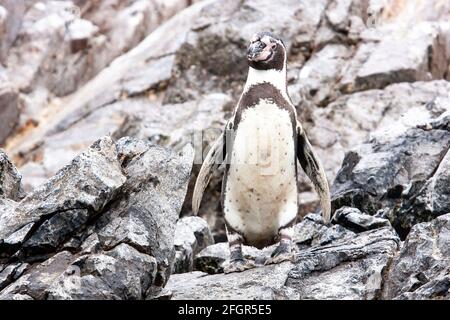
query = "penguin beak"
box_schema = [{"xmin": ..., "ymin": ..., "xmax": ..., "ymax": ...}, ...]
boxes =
[{"xmin": 247, "ymin": 41, "xmax": 266, "ymax": 61}]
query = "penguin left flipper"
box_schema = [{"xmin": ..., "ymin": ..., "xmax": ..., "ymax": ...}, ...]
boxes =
[
  {"xmin": 192, "ymin": 131, "xmax": 226, "ymax": 215},
  {"xmin": 296, "ymin": 122, "xmax": 331, "ymax": 223}
]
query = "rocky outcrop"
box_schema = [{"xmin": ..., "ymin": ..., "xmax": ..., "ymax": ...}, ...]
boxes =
[
  {"xmin": 166, "ymin": 215, "xmax": 400, "ymax": 300},
  {"xmin": 332, "ymin": 98, "xmax": 450, "ymax": 238},
  {"xmin": 0, "ymin": 0, "xmax": 194, "ymax": 147},
  {"xmin": 0, "ymin": 0, "xmax": 449, "ymax": 301},
  {"xmin": 0, "ymin": 137, "xmax": 194, "ymax": 299},
  {"xmin": 0, "ymin": 86, "xmax": 19, "ymax": 145},
  {"xmin": 382, "ymin": 214, "xmax": 450, "ymax": 300},
  {"xmin": 0, "ymin": 149, "xmax": 24, "ymax": 201}
]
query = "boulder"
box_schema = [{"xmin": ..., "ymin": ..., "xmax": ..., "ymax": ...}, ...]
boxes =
[
  {"xmin": 382, "ymin": 213, "xmax": 450, "ymax": 300},
  {"xmin": 332, "ymin": 97, "xmax": 450, "ymax": 238},
  {"xmin": 0, "ymin": 149, "xmax": 24, "ymax": 201},
  {"xmin": 332, "ymin": 206, "xmax": 391, "ymax": 232},
  {"xmin": 0, "ymin": 136, "xmax": 126, "ymax": 258},
  {"xmin": 173, "ymin": 216, "xmax": 214, "ymax": 274},
  {"xmin": 0, "ymin": 86, "xmax": 19, "ymax": 145},
  {"xmin": 167, "ymin": 225, "xmax": 399, "ymax": 300},
  {"xmin": 0, "ymin": 136, "xmax": 195, "ymax": 299}
]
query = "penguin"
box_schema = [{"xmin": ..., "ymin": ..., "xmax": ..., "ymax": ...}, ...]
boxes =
[{"xmin": 192, "ymin": 32, "xmax": 331, "ymax": 273}]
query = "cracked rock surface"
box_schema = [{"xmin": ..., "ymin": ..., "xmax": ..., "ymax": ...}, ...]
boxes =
[{"xmin": 0, "ymin": 137, "xmax": 194, "ymax": 299}]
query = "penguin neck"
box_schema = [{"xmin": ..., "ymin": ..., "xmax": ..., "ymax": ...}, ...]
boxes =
[{"xmin": 243, "ymin": 65, "xmax": 289, "ymax": 102}]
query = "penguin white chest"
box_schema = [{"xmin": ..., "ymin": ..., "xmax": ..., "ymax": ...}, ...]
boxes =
[{"xmin": 224, "ymin": 99, "xmax": 297, "ymax": 248}]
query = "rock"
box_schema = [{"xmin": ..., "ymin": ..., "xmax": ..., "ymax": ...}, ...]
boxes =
[
  {"xmin": 383, "ymin": 214, "xmax": 450, "ymax": 300},
  {"xmin": 308, "ymin": 81, "xmax": 450, "ymax": 183},
  {"xmin": 0, "ymin": 262, "xmax": 29, "ymax": 291},
  {"xmin": 399, "ymin": 141, "xmax": 450, "ymax": 233},
  {"xmin": 0, "ymin": 136, "xmax": 195, "ymax": 299},
  {"xmin": 0, "ymin": 0, "xmax": 26, "ymax": 63},
  {"xmin": 47, "ymin": 243, "xmax": 158, "ymax": 300},
  {"xmin": 173, "ymin": 216, "xmax": 214, "ymax": 274},
  {"xmin": 340, "ymin": 22, "xmax": 448, "ymax": 93},
  {"xmin": 0, "ymin": 0, "xmax": 193, "ymax": 147},
  {"xmin": 194, "ymin": 214, "xmax": 354, "ymax": 275},
  {"xmin": 299, "ymin": 44, "xmax": 352, "ymax": 106},
  {"xmin": 167, "ymin": 263, "xmax": 294, "ymax": 300},
  {"xmin": 332, "ymin": 97, "xmax": 450, "ymax": 238},
  {"xmin": 194, "ymin": 242, "xmax": 264, "ymax": 275},
  {"xmin": 285, "ymin": 227, "xmax": 399, "ymax": 300},
  {"xmin": 0, "ymin": 86, "xmax": 19, "ymax": 145},
  {"xmin": 0, "ymin": 136, "xmax": 126, "ymax": 258},
  {"xmin": 0, "ymin": 251, "xmax": 75, "ymax": 300},
  {"xmin": 168, "ymin": 226, "xmax": 399, "ymax": 300},
  {"xmin": 332, "ymin": 206, "xmax": 391, "ymax": 232},
  {"xmin": 0, "ymin": 149, "xmax": 24, "ymax": 201}
]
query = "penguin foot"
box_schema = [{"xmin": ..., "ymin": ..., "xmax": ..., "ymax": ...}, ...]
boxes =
[
  {"xmin": 265, "ymin": 242, "xmax": 295, "ymax": 265},
  {"xmin": 223, "ymin": 259, "xmax": 256, "ymax": 274}
]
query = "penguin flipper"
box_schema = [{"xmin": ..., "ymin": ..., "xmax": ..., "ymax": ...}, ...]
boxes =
[
  {"xmin": 192, "ymin": 132, "xmax": 226, "ymax": 215},
  {"xmin": 296, "ymin": 123, "xmax": 331, "ymax": 223}
]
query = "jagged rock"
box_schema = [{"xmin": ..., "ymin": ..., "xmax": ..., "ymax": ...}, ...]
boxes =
[
  {"xmin": 168, "ymin": 226, "xmax": 399, "ymax": 300},
  {"xmin": 0, "ymin": 86, "xmax": 19, "ymax": 145},
  {"xmin": 167, "ymin": 263, "xmax": 295, "ymax": 300},
  {"xmin": 308, "ymin": 81, "xmax": 450, "ymax": 183},
  {"xmin": 340, "ymin": 22, "xmax": 449, "ymax": 93},
  {"xmin": 383, "ymin": 214, "xmax": 450, "ymax": 300},
  {"xmin": 93, "ymin": 137, "xmax": 194, "ymax": 296},
  {"xmin": 0, "ymin": 136, "xmax": 195, "ymax": 300},
  {"xmin": 0, "ymin": 149, "xmax": 24, "ymax": 201},
  {"xmin": 194, "ymin": 214, "xmax": 356, "ymax": 275},
  {"xmin": 285, "ymin": 227, "xmax": 399, "ymax": 300},
  {"xmin": 332, "ymin": 98, "xmax": 450, "ymax": 238},
  {"xmin": 0, "ymin": 262, "xmax": 29, "ymax": 291},
  {"xmin": 173, "ymin": 216, "xmax": 214, "ymax": 274},
  {"xmin": 399, "ymin": 140, "xmax": 450, "ymax": 232},
  {"xmin": 47, "ymin": 243, "xmax": 158, "ymax": 300},
  {"xmin": 0, "ymin": 136, "xmax": 126, "ymax": 258},
  {"xmin": 0, "ymin": 0, "xmax": 26, "ymax": 63},
  {"xmin": 298, "ymin": 44, "xmax": 352, "ymax": 106},
  {"xmin": 0, "ymin": 0, "xmax": 192, "ymax": 148},
  {"xmin": 194, "ymin": 242, "xmax": 264, "ymax": 275},
  {"xmin": 0, "ymin": 251, "xmax": 75, "ymax": 300},
  {"xmin": 332, "ymin": 206, "xmax": 391, "ymax": 232}
]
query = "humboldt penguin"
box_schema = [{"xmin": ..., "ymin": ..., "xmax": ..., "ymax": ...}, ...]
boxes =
[{"xmin": 192, "ymin": 32, "xmax": 331, "ymax": 273}]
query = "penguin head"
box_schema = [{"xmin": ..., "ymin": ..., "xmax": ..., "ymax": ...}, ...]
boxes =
[{"xmin": 246, "ymin": 32, "xmax": 285, "ymax": 71}]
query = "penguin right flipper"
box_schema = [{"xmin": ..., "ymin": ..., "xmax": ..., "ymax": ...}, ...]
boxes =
[
  {"xmin": 296, "ymin": 122, "xmax": 331, "ymax": 223},
  {"xmin": 192, "ymin": 131, "xmax": 226, "ymax": 215}
]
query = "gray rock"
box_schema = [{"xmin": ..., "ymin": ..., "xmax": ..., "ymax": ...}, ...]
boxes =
[
  {"xmin": 0, "ymin": 86, "xmax": 19, "ymax": 145},
  {"xmin": 173, "ymin": 216, "xmax": 214, "ymax": 274},
  {"xmin": 0, "ymin": 0, "xmax": 25, "ymax": 63},
  {"xmin": 168, "ymin": 226, "xmax": 399, "ymax": 300},
  {"xmin": 167, "ymin": 263, "xmax": 294, "ymax": 300},
  {"xmin": 0, "ymin": 136, "xmax": 195, "ymax": 300},
  {"xmin": 332, "ymin": 101, "xmax": 450, "ymax": 237},
  {"xmin": 194, "ymin": 215, "xmax": 355, "ymax": 275},
  {"xmin": 0, "ymin": 136, "xmax": 126, "ymax": 258},
  {"xmin": 0, "ymin": 262, "xmax": 29, "ymax": 291},
  {"xmin": 399, "ymin": 142, "xmax": 450, "ymax": 232},
  {"xmin": 332, "ymin": 206, "xmax": 391, "ymax": 232},
  {"xmin": 95, "ymin": 138, "xmax": 194, "ymax": 260},
  {"xmin": 0, "ymin": 149, "xmax": 24, "ymax": 201},
  {"xmin": 383, "ymin": 213, "xmax": 450, "ymax": 300},
  {"xmin": 0, "ymin": 251, "xmax": 75, "ymax": 300},
  {"xmin": 299, "ymin": 44, "xmax": 352, "ymax": 106},
  {"xmin": 194, "ymin": 242, "xmax": 264, "ymax": 275},
  {"xmin": 286, "ymin": 227, "xmax": 399, "ymax": 300},
  {"xmin": 341, "ymin": 22, "xmax": 448, "ymax": 93},
  {"xmin": 47, "ymin": 244, "xmax": 158, "ymax": 300}
]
